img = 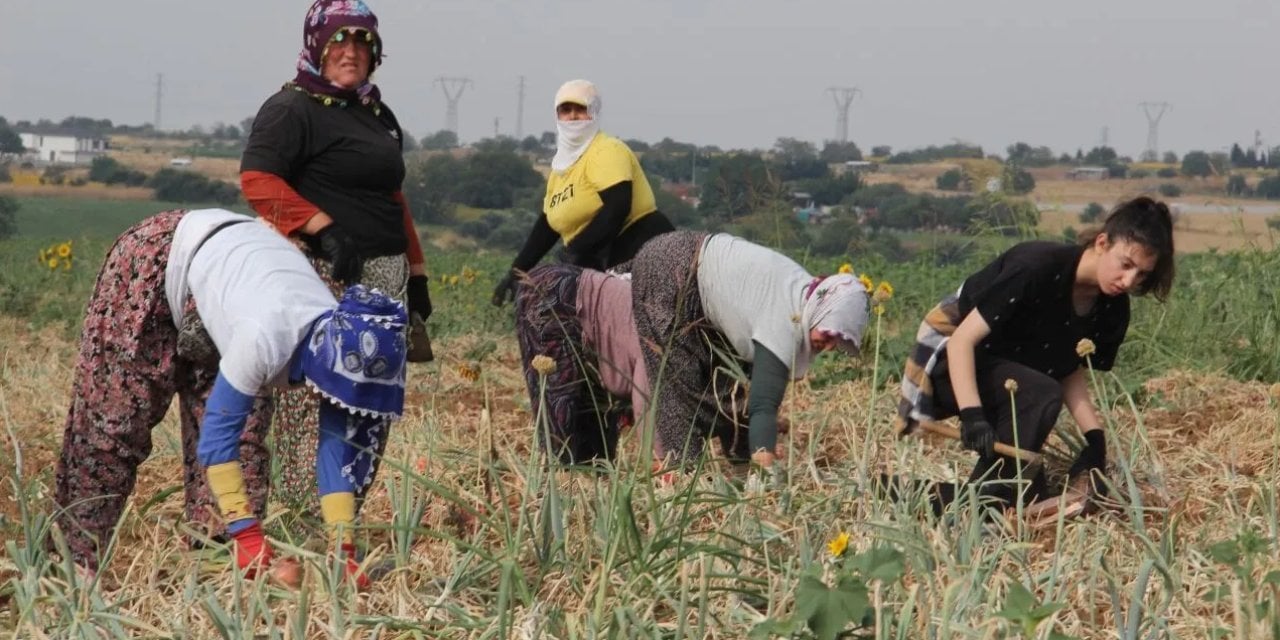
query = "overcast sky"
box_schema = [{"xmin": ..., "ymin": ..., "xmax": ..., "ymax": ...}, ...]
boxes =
[{"xmin": 1, "ymin": 0, "xmax": 1275, "ymax": 158}]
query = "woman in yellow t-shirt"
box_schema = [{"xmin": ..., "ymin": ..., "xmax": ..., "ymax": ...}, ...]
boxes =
[{"xmin": 492, "ymin": 79, "xmax": 674, "ymax": 306}]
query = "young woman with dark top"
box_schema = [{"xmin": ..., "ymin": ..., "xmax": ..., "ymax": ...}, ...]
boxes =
[{"xmin": 896, "ymin": 196, "xmax": 1175, "ymax": 509}]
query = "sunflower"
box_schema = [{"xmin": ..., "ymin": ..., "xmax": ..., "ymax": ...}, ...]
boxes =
[
  {"xmin": 47, "ymin": 257, "xmax": 59, "ymax": 270},
  {"xmin": 838, "ymin": 263, "xmax": 854, "ymax": 275},
  {"xmin": 57, "ymin": 242, "xmax": 72, "ymax": 258},
  {"xmin": 858, "ymin": 273, "xmax": 874, "ymax": 292},
  {"xmin": 827, "ymin": 531, "xmax": 850, "ymax": 558},
  {"xmin": 457, "ymin": 363, "xmax": 481, "ymax": 382},
  {"xmin": 873, "ymin": 281, "xmax": 894, "ymax": 303}
]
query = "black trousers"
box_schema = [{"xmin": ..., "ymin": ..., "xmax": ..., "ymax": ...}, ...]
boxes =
[{"xmin": 929, "ymin": 355, "xmax": 1064, "ymax": 507}]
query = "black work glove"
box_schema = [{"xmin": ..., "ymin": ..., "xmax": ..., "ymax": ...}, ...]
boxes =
[
  {"xmin": 1068, "ymin": 429, "xmax": 1107, "ymax": 477},
  {"xmin": 491, "ymin": 270, "xmax": 517, "ymax": 307},
  {"xmin": 406, "ymin": 274, "xmax": 433, "ymax": 320},
  {"xmin": 958, "ymin": 407, "xmax": 996, "ymax": 459},
  {"xmin": 314, "ymin": 224, "xmax": 363, "ymax": 285}
]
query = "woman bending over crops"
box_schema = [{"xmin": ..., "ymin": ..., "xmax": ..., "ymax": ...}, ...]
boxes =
[
  {"xmin": 54, "ymin": 209, "xmax": 407, "ymax": 589},
  {"xmin": 630, "ymin": 231, "xmax": 870, "ymax": 468},
  {"xmin": 514, "ymin": 264, "xmax": 650, "ymax": 465},
  {"xmin": 491, "ymin": 79, "xmax": 674, "ymax": 305},
  {"xmin": 895, "ymin": 196, "xmax": 1175, "ymax": 509}
]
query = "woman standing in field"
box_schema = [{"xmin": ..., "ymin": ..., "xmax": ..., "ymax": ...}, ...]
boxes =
[
  {"xmin": 239, "ymin": 0, "xmax": 432, "ymax": 514},
  {"xmin": 514, "ymin": 264, "xmax": 650, "ymax": 465},
  {"xmin": 491, "ymin": 79, "xmax": 674, "ymax": 306},
  {"xmin": 895, "ymin": 196, "xmax": 1175, "ymax": 509},
  {"xmin": 630, "ymin": 231, "xmax": 870, "ymax": 468},
  {"xmin": 54, "ymin": 209, "xmax": 407, "ymax": 587}
]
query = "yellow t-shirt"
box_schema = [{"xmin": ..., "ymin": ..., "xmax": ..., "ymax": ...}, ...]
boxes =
[{"xmin": 544, "ymin": 133, "xmax": 657, "ymax": 244}]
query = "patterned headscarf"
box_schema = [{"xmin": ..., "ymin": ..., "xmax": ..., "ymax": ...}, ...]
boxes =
[
  {"xmin": 291, "ymin": 0, "xmax": 384, "ymax": 106},
  {"xmin": 794, "ymin": 274, "xmax": 870, "ymax": 378},
  {"xmin": 301, "ymin": 285, "xmax": 407, "ymax": 419}
]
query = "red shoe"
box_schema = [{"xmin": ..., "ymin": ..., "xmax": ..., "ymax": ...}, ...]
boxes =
[
  {"xmin": 231, "ymin": 522, "xmax": 273, "ymax": 578},
  {"xmin": 339, "ymin": 543, "xmax": 371, "ymax": 591}
]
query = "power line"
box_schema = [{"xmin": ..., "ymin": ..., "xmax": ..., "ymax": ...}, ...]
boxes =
[
  {"xmin": 153, "ymin": 73, "xmax": 163, "ymax": 132},
  {"xmin": 827, "ymin": 87, "xmax": 860, "ymax": 143},
  {"xmin": 435, "ymin": 77, "xmax": 473, "ymax": 139},
  {"xmin": 1139, "ymin": 101, "xmax": 1172, "ymax": 161},
  {"xmin": 515, "ymin": 75, "xmax": 526, "ymax": 140}
]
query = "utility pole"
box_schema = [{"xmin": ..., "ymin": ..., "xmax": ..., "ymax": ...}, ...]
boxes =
[
  {"xmin": 1099, "ymin": 125, "xmax": 1109, "ymax": 149},
  {"xmin": 493, "ymin": 117, "xmax": 500, "ymax": 138},
  {"xmin": 1139, "ymin": 102, "xmax": 1172, "ymax": 162},
  {"xmin": 827, "ymin": 87, "xmax": 860, "ymax": 143},
  {"xmin": 515, "ymin": 75, "xmax": 526, "ymax": 140},
  {"xmin": 435, "ymin": 77, "xmax": 473, "ymax": 140},
  {"xmin": 153, "ymin": 73, "xmax": 163, "ymax": 132}
]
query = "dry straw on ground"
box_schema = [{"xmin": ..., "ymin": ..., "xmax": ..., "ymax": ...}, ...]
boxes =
[{"xmin": 2, "ymin": 317, "xmax": 1278, "ymax": 637}]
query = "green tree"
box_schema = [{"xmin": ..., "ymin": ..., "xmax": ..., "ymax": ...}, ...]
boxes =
[
  {"xmin": 819, "ymin": 140, "xmax": 863, "ymax": 163},
  {"xmin": 870, "ymin": 145, "xmax": 892, "ymax": 157},
  {"xmin": 453, "ymin": 150, "xmax": 542, "ymax": 209},
  {"xmin": 1005, "ymin": 142, "xmax": 1055, "ymax": 167},
  {"xmin": 519, "ymin": 135, "xmax": 541, "ymax": 153},
  {"xmin": 935, "ymin": 168, "xmax": 966, "ymax": 191},
  {"xmin": 1161, "ymin": 150, "xmax": 1178, "ymax": 165},
  {"xmin": 1181, "ymin": 150, "xmax": 1213, "ymax": 177},
  {"xmin": 1255, "ymin": 175, "xmax": 1280, "ymax": 200},
  {"xmin": 1158, "ymin": 183, "xmax": 1182, "ymax": 197},
  {"xmin": 472, "ymin": 137, "xmax": 519, "ymax": 153},
  {"xmin": 700, "ymin": 153, "xmax": 781, "ymax": 220},
  {"xmin": 1083, "ymin": 146, "xmax": 1117, "ymax": 165},
  {"xmin": 1004, "ymin": 166, "xmax": 1036, "ymax": 194},
  {"xmin": 0, "ymin": 118, "xmax": 23, "ymax": 154},
  {"xmin": 1226, "ymin": 174, "xmax": 1250, "ymax": 197},
  {"xmin": 403, "ymin": 154, "xmax": 464, "ymax": 223},
  {"xmin": 771, "ymin": 137, "xmax": 826, "ymax": 181},
  {"xmin": 1080, "ymin": 202, "xmax": 1105, "ymax": 223},
  {"xmin": 0, "ymin": 194, "xmax": 17, "ymax": 240},
  {"xmin": 420, "ymin": 129, "xmax": 458, "ymax": 150}
]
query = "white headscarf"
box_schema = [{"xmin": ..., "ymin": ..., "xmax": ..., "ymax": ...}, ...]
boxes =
[
  {"xmin": 793, "ymin": 274, "xmax": 870, "ymax": 378},
  {"xmin": 551, "ymin": 79, "xmax": 602, "ymax": 173}
]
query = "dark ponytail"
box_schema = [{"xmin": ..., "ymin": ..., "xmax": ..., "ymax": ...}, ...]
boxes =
[{"xmin": 1082, "ymin": 196, "xmax": 1175, "ymax": 301}]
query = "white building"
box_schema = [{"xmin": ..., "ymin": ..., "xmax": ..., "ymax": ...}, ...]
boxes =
[{"xmin": 18, "ymin": 132, "xmax": 108, "ymax": 165}]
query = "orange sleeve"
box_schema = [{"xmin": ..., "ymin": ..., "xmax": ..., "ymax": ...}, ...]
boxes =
[
  {"xmin": 240, "ymin": 170, "xmax": 322, "ymax": 237},
  {"xmin": 394, "ymin": 191, "xmax": 425, "ymax": 268}
]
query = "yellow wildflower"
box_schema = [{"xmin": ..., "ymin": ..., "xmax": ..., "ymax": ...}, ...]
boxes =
[
  {"xmin": 38, "ymin": 249, "xmax": 47, "ymax": 264},
  {"xmin": 1076, "ymin": 338, "xmax": 1096, "ymax": 358},
  {"xmin": 872, "ymin": 281, "xmax": 894, "ymax": 304},
  {"xmin": 531, "ymin": 355, "xmax": 557, "ymax": 376},
  {"xmin": 858, "ymin": 273, "xmax": 874, "ymax": 292},
  {"xmin": 457, "ymin": 363, "xmax": 481, "ymax": 382},
  {"xmin": 57, "ymin": 242, "xmax": 72, "ymax": 258},
  {"xmin": 838, "ymin": 263, "xmax": 854, "ymax": 275},
  {"xmin": 873, "ymin": 304, "xmax": 885, "ymax": 316},
  {"xmin": 63, "ymin": 258, "xmax": 72, "ymax": 271},
  {"xmin": 449, "ymin": 275, "xmax": 459, "ymax": 286},
  {"xmin": 827, "ymin": 531, "xmax": 850, "ymax": 558},
  {"xmin": 47, "ymin": 258, "xmax": 59, "ymax": 270},
  {"xmin": 1004, "ymin": 378, "xmax": 1018, "ymax": 393}
]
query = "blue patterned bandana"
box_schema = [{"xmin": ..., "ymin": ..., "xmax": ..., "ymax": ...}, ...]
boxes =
[{"xmin": 301, "ymin": 285, "xmax": 407, "ymax": 419}]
